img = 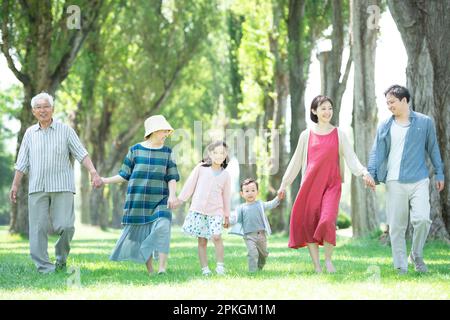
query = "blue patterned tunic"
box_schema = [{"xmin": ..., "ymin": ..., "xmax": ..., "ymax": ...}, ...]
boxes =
[{"xmin": 118, "ymin": 144, "xmax": 180, "ymax": 225}]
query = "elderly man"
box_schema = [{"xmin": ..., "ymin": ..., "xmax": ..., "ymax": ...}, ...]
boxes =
[{"xmin": 9, "ymin": 92, "xmax": 103, "ymax": 274}]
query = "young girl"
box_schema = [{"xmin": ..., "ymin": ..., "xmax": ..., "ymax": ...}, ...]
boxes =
[
  {"xmin": 278, "ymin": 95, "xmax": 375, "ymax": 273},
  {"xmin": 101, "ymin": 115, "xmax": 180, "ymax": 275},
  {"xmin": 178, "ymin": 141, "xmax": 231, "ymax": 276}
]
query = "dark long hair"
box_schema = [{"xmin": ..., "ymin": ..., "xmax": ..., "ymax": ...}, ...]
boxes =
[
  {"xmin": 201, "ymin": 140, "xmax": 229, "ymax": 169},
  {"xmin": 310, "ymin": 95, "xmax": 334, "ymax": 123}
]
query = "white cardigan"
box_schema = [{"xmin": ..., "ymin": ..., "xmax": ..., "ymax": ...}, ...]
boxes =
[{"xmin": 280, "ymin": 127, "xmax": 369, "ymax": 189}]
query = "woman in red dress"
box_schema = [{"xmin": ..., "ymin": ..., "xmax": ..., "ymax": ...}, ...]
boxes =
[{"xmin": 278, "ymin": 95, "xmax": 375, "ymax": 273}]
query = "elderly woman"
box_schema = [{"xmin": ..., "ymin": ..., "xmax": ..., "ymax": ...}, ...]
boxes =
[{"xmin": 9, "ymin": 92, "xmax": 102, "ymax": 274}]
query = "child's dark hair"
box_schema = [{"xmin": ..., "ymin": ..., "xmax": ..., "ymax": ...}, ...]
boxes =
[
  {"xmin": 240, "ymin": 178, "xmax": 258, "ymax": 191},
  {"xmin": 384, "ymin": 84, "xmax": 410, "ymax": 103},
  {"xmin": 310, "ymin": 95, "xmax": 334, "ymax": 123},
  {"xmin": 201, "ymin": 140, "xmax": 229, "ymax": 169}
]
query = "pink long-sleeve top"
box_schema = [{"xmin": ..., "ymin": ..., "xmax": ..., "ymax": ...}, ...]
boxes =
[{"xmin": 178, "ymin": 164, "xmax": 231, "ymax": 217}]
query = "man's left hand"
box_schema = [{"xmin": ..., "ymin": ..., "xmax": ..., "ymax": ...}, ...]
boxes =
[{"xmin": 436, "ymin": 181, "xmax": 444, "ymax": 192}]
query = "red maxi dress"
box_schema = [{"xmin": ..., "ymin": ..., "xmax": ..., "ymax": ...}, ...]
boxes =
[{"xmin": 288, "ymin": 128, "xmax": 342, "ymax": 249}]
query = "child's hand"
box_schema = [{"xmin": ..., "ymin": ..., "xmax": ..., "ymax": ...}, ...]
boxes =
[
  {"xmin": 167, "ymin": 195, "xmax": 180, "ymax": 209},
  {"xmin": 91, "ymin": 174, "xmax": 104, "ymax": 188},
  {"xmin": 277, "ymin": 188, "xmax": 286, "ymax": 200},
  {"xmin": 223, "ymin": 217, "xmax": 230, "ymax": 229}
]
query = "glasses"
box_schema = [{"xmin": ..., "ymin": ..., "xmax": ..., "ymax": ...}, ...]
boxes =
[{"xmin": 34, "ymin": 105, "xmax": 52, "ymax": 110}]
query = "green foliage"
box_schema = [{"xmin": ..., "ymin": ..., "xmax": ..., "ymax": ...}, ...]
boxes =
[
  {"xmin": 1, "ymin": 0, "xmax": 102, "ymax": 81},
  {"xmin": 0, "ymin": 125, "xmax": 14, "ymax": 225},
  {"xmin": 337, "ymin": 209, "xmax": 352, "ymax": 229},
  {"xmin": 0, "ymin": 85, "xmax": 23, "ymax": 119},
  {"xmin": 368, "ymin": 228, "xmax": 384, "ymax": 240},
  {"xmin": 0, "ymin": 86, "xmax": 22, "ymax": 225},
  {"xmin": 231, "ymin": 0, "xmax": 274, "ymax": 125}
]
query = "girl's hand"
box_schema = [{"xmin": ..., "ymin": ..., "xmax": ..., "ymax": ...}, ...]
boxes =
[
  {"xmin": 167, "ymin": 195, "xmax": 179, "ymax": 209},
  {"xmin": 223, "ymin": 217, "xmax": 230, "ymax": 229}
]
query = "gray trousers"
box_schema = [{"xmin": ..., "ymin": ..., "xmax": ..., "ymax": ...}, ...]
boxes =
[
  {"xmin": 28, "ymin": 192, "xmax": 75, "ymax": 273},
  {"xmin": 244, "ymin": 231, "xmax": 269, "ymax": 272},
  {"xmin": 386, "ymin": 179, "xmax": 431, "ymax": 270}
]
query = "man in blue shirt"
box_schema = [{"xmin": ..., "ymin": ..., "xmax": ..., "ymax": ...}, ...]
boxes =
[{"xmin": 367, "ymin": 85, "xmax": 444, "ymax": 274}]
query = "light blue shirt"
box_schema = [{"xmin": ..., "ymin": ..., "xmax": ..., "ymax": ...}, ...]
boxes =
[
  {"xmin": 229, "ymin": 198, "xmax": 280, "ymax": 236},
  {"xmin": 368, "ymin": 110, "xmax": 444, "ymax": 184}
]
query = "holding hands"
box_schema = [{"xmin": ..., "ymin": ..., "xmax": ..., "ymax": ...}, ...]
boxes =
[
  {"xmin": 168, "ymin": 195, "xmax": 182, "ymax": 209},
  {"xmin": 223, "ymin": 216, "xmax": 230, "ymax": 229},
  {"xmin": 363, "ymin": 173, "xmax": 376, "ymax": 191},
  {"xmin": 277, "ymin": 188, "xmax": 286, "ymax": 201},
  {"xmin": 90, "ymin": 171, "xmax": 104, "ymax": 189}
]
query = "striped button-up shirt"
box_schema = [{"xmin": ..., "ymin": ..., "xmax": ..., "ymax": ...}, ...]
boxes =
[{"xmin": 15, "ymin": 120, "xmax": 88, "ymax": 194}]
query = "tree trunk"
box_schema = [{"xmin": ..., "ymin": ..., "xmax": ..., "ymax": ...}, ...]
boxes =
[
  {"xmin": 237, "ymin": 125, "xmax": 258, "ymax": 183},
  {"xmin": 80, "ymin": 169, "xmax": 91, "ymax": 224},
  {"xmin": 267, "ymin": 86, "xmax": 288, "ymax": 232},
  {"xmin": 227, "ymin": 11, "xmax": 244, "ymax": 119},
  {"xmin": 2, "ymin": 0, "xmax": 103, "ymax": 235},
  {"xmin": 267, "ymin": 0, "xmax": 289, "ymax": 233},
  {"xmin": 317, "ymin": 0, "xmax": 352, "ymax": 126},
  {"xmin": 9, "ymin": 86, "xmax": 34, "ymax": 235},
  {"xmin": 88, "ymin": 97, "xmax": 114, "ymax": 229},
  {"xmin": 350, "ymin": 0, "xmax": 380, "ymax": 237},
  {"xmin": 388, "ymin": 0, "xmax": 450, "ymax": 240},
  {"xmin": 89, "ymin": 188, "xmax": 107, "ymax": 229},
  {"xmin": 287, "ymin": 0, "xmax": 307, "ymax": 217}
]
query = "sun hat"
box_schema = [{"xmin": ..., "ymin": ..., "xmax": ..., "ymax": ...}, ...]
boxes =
[{"xmin": 144, "ymin": 115, "xmax": 174, "ymax": 138}]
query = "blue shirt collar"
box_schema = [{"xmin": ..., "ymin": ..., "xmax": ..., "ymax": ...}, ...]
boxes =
[{"xmin": 388, "ymin": 109, "xmax": 417, "ymax": 124}]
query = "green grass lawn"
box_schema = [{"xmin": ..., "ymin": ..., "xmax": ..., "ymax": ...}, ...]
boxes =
[{"xmin": 0, "ymin": 225, "xmax": 449, "ymax": 299}]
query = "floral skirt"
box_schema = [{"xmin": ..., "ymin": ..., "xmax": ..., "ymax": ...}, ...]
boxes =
[{"xmin": 182, "ymin": 211, "xmax": 223, "ymax": 239}]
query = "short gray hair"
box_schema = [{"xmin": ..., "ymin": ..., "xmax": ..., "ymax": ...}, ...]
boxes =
[{"xmin": 31, "ymin": 92, "xmax": 54, "ymax": 108}]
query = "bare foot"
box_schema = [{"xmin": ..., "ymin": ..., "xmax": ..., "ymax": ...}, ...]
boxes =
[
  {"xmin": 325, "ymin": 260, "xmax": 336, "ymax": 273},
  {"xmin": 146, "ymin": 262, "xmax": 154, "ymax": 274},
  {"xmin": 314, "ymin": 265, "xmax": 323, "ymax": 273}
]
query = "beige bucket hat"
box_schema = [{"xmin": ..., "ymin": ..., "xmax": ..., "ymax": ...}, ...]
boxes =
[{"xmin": 144, "ymin": 115, "xmax": 174, "ymax": 138}]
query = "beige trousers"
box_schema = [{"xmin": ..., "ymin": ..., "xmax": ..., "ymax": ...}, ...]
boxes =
[
  {"xmin": 244, "ymin": 231, "xmax": 269, "ymax": 272},
  {"xmin": 28, "ymin": 192, "xmax": 75, "ymax": 273},
  {"xmin": 386, "ymin": 179, "xmax": 431, "ymax": 270}
]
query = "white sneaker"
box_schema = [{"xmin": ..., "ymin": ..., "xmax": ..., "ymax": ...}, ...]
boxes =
[
  {"xmin": 215, "ymin": 265, "xmax": 226, "ymax": 275},
  {"xmin": 202, "ymin": 267, "xmax": 212, "ymax": 276}
]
